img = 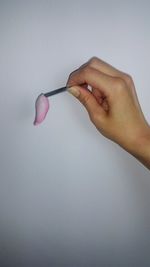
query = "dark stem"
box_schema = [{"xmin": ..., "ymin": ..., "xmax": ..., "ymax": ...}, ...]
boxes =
[{"xmin": 44, "ymin": 86, "xmax": 67, "ymax": 97}]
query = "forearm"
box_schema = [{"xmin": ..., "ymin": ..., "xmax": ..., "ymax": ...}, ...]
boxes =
[{"xmin": 124, "ymin": 125, "xmax": 150, "ymax": 170}]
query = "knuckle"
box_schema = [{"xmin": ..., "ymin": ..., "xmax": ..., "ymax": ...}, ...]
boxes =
[
  {"xmin": 67, "ymin": 69, "xmax": 79, "ymax": 86},
  {"xmin": 68, "ymin": 69, "xmax": 76, "ymax": 78},
  {"xmin": 113, "ymin": 77, "xmax": 126, "ymax": 91},
  {"xmin": 67, "ymin": 78, "xmax": 75, "ymax": 87},
  {"xmin": 88, "ymin": 56, "xmax": 99, "ymax": 67},
  {"xmin": 123, "ymin": 73, "xmax": 133, "ymax": 85},
  {"xmin": 67, "ymin": 71, "xmax": 75, "ymax": 83},
  {"xmin": 82, "ymin": 65, "xmax": 92, "ymax": 76}
]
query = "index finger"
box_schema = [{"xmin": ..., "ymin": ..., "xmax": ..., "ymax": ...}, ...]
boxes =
[
  {"xmin": 79, "ymin": 57, "xmax": 129, "ymax": 81},
  {"xmin": 67, "ymin": 66, "xmax": 115, "ymax": 98}
]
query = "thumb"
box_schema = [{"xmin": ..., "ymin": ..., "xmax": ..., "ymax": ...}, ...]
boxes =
[{"xmin": 67, "ymin": 85, "xmax": 105, "ymax": 119}]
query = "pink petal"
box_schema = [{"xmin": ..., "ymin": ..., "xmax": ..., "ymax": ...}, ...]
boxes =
[{"xmin": 33, "ymin": 94, "xmax": 49, "ymax": 126}]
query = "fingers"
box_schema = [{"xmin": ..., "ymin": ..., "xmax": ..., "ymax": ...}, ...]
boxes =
[
  {"xmin": 88, "ymin": 57, "xmax": 141, "ymax": 104},
  {"xmin": 92, "ymin": 87, "xmax": 103, "ymax": 104},
  {"xmin": 67, "ymin": 66, "xmax": 115, "ymax": 98},
  {"xmin": 82, "ymin": 57, "xmax": 141, "ymax": 105},
  {"xmin": 74, "ymin": 57, "xmax": 136, "ymax": 102},
  {"xmin": 81, "ymin": 57, "xmax": 131, "ymax": 83},
  {"xmin": 92, "ymin": 87, "xmax": 109, "ymax": 111},
  {"xmin": 67, "ymin": 85, "xmax": 106, "ymax": 120},
  {"xmin": 87, "ymin": 57, "xmax": 124, "ymax": 77},
  {"xmin": 66, "ymin": 57, "xmax": 136, "ymax": 120}
]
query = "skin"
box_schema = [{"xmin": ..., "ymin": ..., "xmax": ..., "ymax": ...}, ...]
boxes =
[{"xmin": 66, "ymin": 57, "xmax": 150, "ymax": 170}]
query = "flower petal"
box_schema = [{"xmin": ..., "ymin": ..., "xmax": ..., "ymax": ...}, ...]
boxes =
[{"xmin": 33, "ymin": 94, "xmax": 49, "ymax": 125}]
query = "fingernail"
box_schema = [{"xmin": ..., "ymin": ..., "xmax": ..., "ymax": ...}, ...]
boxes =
[{"xmin": 67, "ymin": 86, "xmax": 80, "ymax": 97}]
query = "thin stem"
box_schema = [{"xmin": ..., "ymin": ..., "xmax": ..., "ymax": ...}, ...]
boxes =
[{"xmin": 44, "ymin": 86, "xmax": 67, "ymax": 97}]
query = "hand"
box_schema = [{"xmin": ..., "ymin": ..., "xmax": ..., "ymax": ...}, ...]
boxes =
[{"xmin": 67, "ymin": 57, "xmax": 150, "ymax": 169}]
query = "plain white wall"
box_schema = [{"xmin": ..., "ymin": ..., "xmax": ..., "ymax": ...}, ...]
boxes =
[{"xmin": 0, "ymin": 0, "xmax": 150, "ymax": 266}]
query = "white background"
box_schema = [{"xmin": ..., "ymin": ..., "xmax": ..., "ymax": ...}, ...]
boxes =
[{"xmin": 0, "ymin": 0, "xmax": 150, "ymax": 266}]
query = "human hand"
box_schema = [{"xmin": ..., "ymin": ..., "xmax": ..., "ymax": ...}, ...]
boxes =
[{"xmin": 67, "ymin": 57, "xmax": 150, "ymax": 158}]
